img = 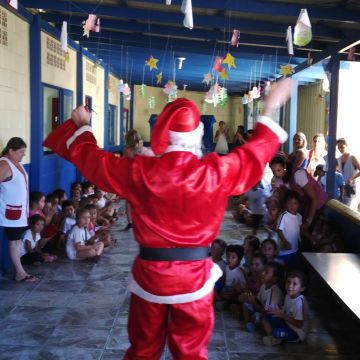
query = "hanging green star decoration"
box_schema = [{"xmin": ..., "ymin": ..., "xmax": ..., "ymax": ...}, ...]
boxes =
[
  {"xmin": 140, "ymin": 84, "xmax": 146, "ymax": 97},
  {"xmin": 148, "ymin": 96, "xmax": 156, "ymax": 109},
  {"xmin": 219, "ymin": 87, "xmax": 228, "ymax": 107},
  {"xmin": 202, "ymin": 101, "xmax": 207, "ymax": 115}
]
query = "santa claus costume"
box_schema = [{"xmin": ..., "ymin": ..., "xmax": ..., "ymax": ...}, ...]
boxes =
[{"xmin": 44, "ymin": 98, "xmax": 287, "ymax": 359}]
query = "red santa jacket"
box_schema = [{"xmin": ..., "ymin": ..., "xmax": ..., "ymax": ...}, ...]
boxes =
[{"xmin": 44, "ymin": 116, "xmax": 286, "ymax": 303}]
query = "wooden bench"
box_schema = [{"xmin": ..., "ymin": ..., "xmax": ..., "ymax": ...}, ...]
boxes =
[{"xmin": 303, "ymin": 252, "xmax": 360, "ymax": 320}]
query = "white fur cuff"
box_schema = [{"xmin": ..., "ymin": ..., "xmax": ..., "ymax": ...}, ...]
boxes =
[{"xmin": 66, "ymin": 125, "xmax": 93, "ymax": 149}]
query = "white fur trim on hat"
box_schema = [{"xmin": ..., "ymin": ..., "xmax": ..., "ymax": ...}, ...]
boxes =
[
  {"xmin": 128, "ymin": 262, "xmax": 222, "ymax": 304},
  {"xmin": 164, "ymin": 121, "xmax": 204, "ymax": 158},
  {"xmin": 257, "ymin": 116, "xmax": 288, "ymax": 143},
  {"xmin": 66, "ymin": 125, "xmax": 93, "ymax": 149}
]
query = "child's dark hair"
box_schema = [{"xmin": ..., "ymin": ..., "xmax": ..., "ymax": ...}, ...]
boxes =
[
  {"xmin": 286, "ymin": 269, "xmax": 307, "ymax": 288},
  {"xmin": 251, "ymin": 253, "xmax": 267, "ymax": 265},
  {"xmin": 79, "ymin": 197, "xmax": 92, "ymax": 209},
  {"xmin": 270, "ymin": 155, "xmax": 293, "ymax": 184},
  {"xmin": 261, "ymin": 238, "xmax": 278, "ymax": 252},
  {"xmin": 244, "ymin": 235, "xmax": 260, "ymax": 252},
  {"xmin": 71, "ymin": 182, "xmax": 82, "ymax": 192},
  {"xmin": 226, "ymin": 244, "xmax": 244, "ymax": 261},
  {"xmin": 88, "ymin": 194, "xmax": 98, "ymax": 200},
  {"xmin": 76, "ymin": 207, "xmax": 90, "ymax": 220},
  {"xmin": 29, "ymin": 191, "xmax": 44, "ymax": 207},
  {"xmin": 82, "ymin": 181, "xmax": 93, "ymax": 192},
  {"xmin": 46, "ymin": 194, "xmax": 58, "ymax": 205},
  {"xmin": 284, "ymin": 190, "xmax": 301, "ymax": 204},
  {"xmin": 213, "ymin": 238, "xmax": 226, "ymax": 251},
  {"xmin": 29, "ymin": 214, "xmax": 45, "ymax": 227},
  {"xmin": 85, "ymin": 204, "xmax": 97, "ymax": 211},
  {"xmin": 62, "ymin": 200, "xmax": 74, "ymax": 210},
  {"xmin": 266, "ymin": 261, "xmax": 284, "ymax": 282},
  {"xmin": 53, "ymin": 189, "xmax": 66, "ymax": 201}
]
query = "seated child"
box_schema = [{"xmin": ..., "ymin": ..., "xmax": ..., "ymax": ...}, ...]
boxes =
[
  {"xmin": 211, "ymin": 238, "xmax": 227, "ymax": 273},
  {"xmin": 66, "ymin": 208, "xmax": 104, "ymax": 262},
  {"xmin": 21, "ymin": 215, "xmax": 57, "ymax": 265},
  {"xmin": 52, "ymin": 188, "xmax": 67, "ymax": 214},
  {"xmin": 262, "ymin": 270, "xmax": 308, "ymax": 346},
  {"xmin": 241, "ymin": 261, "xmax": 284, "ymax": 333},
  {"xmin": 276, "ymin": 191, "xmax": 302, "ymax": 267},
  {"xmin": 82, "ymin": 181, "xmax": 94, "ymax": 198},
  {"xmin": 244, "ymin": 253, "xmax": 266, "ymax": 296},
  {"xmin": 58, "ymin": 200, "xmax": 76, "ymax": 250},
  {"xmin": 242, "ymin": 235, "xmax": 260, "ymax": 273},
  {"xmin": 215, "ymin": 245, "xmax": 246, "ymax": 309},
  {"xmin": 85, "ymin": 204, "xmax": 113, "ymax": 247},
  {"xmin": 260, "ymin": 238, "xmax": 284, "ymax": 265},
  {"xmin": 95, "ymin": 188, "xmax": 107, "ymax": 209},
  {"xmin": 70, "ymin": 182, "xmax": 82, "ymax": 209}
]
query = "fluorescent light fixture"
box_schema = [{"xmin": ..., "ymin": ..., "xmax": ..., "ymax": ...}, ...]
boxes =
[{"xmin": 339, "ymin": 40, "xmax": 360, "ymax": 53}]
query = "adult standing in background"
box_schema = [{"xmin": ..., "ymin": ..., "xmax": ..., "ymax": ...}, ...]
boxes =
[
  {"xmin": 289, "ymin": 132, "xmax": 308, "ymax": 169},
  {"xmin": 337, "ymin": 138, "xmax": 360, "ymax": 211},
  {"xmin": 233, "ymin": 125, "xmax": 247, "ymax": 147},
  {"xmin": 307, "ymin": 133, "xmax": 327, "ymax": 178},
  {"xmin": 214, "ymin": 121, "xmax": 230, "ymax": 155},
  {"xmin": 0, "ymin": 138, "xmax": 37, "ymax": 282}
]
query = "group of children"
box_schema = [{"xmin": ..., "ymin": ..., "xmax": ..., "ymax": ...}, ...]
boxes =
[
  {"xmin": 211, "ymin": 235, "xmax": 309, "ymax": 346},
  {"xmin": 21, "ymin": 182, "xmax": 118, "ymax": 267}
]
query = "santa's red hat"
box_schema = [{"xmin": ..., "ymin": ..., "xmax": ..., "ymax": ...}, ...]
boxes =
[{"xmin": 151, "ymin": 98, "xmax": 203, "ymax": 155}]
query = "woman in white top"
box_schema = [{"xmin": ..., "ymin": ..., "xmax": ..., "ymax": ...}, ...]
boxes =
[
  {"xmin": 0, "ymin": 138, "xmax": 38, "ymax": 282},
  {"xmin": 214, "ymin": 121, "xmax": 229, "ymax": 155},
  {"xmin": 337, "ymin": 138, "xmax": 360, "ymax": 211},
  {"xmin": 307, "ymin": 134, "xmax": 327, "ymax": 178}
]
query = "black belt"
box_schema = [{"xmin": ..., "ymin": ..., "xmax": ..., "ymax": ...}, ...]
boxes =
[{"xmin": 139, "ymin": 246, "xmax": 210, "ymax": 261}]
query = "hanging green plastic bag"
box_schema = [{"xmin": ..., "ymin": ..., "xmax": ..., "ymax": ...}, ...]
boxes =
[{"xmin": 294, "ymin": 9, "xmax": 312, "ymax": 47}]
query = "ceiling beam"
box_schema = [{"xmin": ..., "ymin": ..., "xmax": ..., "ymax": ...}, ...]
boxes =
[
  {"xmin": 43, "ymin": 13, "xmax": 329, "ymax": 51},
  {"xmin": 139, "ymin": 0, "xmax": 360, "ymax": 23},
  {"xmin": 20, "ymin": 0, "xmax": 343, "ymax": 40}
]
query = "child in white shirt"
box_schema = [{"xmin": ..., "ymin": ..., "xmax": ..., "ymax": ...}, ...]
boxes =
[
  {"xmin": 240, "ymin": 261, "xmax": 284, "ymax": 333},
  {"xmin": 276, "ymin": 191, "xmax": 302, "ymax": 267},
  {"xmin": 262, "ymin": 270, "xmax": 309, "ymax": 346},
  {"xmin": 66, "ymin": 208, "xmax": 104, "ymax": 262}
]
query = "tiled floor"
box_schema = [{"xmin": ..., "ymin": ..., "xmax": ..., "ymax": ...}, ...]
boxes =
[{"xmin": 1, "ymin": 205, "xmax": 360, "ymax": 360}]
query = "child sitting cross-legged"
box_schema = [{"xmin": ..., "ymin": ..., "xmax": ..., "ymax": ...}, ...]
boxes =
[
  {"xmin": 66, "ymin": 208, "xmax": 104, "ymax": 262},
  {"xmin": 215, "ymin": 245, "xmax": 246, "ymax": 310},
  {"xmin": 260, "ymin": 238, "xmax": 284, "ymax": 265},
  {"xmin": 240, "ymin": 261, "xmax": 284, "ymax": 333},
  {"xmin": 261, "ymin": 270, "xmax": 309, "ymax": 346},
  {"xmin": 211, "ymin": 238, "xmax": 227, "ymax": 273},
  {"xmin": 21, "ymin": 215, "xmax": 57, "ymax": 265},
  {"xmin": 242, "ymin": 235, "xmax": 260, "ymax": 274},
  {"xmin": 85, "ymin": 204, "xmax": 113, "ymax": 247}
]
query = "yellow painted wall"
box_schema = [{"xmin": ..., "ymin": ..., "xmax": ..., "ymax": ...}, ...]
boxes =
[
  {"xmin": 297, "ymin": 81, "xmax": 327, "ymax": 143},
  {"xmin": 0, "ymin": 6, "xmax": 30, "ymax": 163},
  {"xmin": 133, "ymin": 85, "xmax": 243, "ymax": 142},
  {"xmin": 41, "ymin": 32, "xmax": 77, "ymax": 98},
  {"xmin": 83, "ymin": 57, "xmax": 105, "ymax": 148}
]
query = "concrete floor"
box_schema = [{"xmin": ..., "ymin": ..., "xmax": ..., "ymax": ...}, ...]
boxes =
[{"xmin": 0, "ymin": 204, "xmax": 360, "ymax": 360}]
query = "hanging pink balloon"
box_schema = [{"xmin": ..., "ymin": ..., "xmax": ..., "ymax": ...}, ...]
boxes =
[
  {"xmin": 213, "ymin": 56, "xmax": 223, "ymax": 72},
  {"xmin": 230, "ymin": 30, "xmax": 240, "ymax": 47}
]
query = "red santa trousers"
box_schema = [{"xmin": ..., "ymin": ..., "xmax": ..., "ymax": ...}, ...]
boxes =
[{"xmin": 123, "ymin": 291, "xmax": 214, "ymax": 360}]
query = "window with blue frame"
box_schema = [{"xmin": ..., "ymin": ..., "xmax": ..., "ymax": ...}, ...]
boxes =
[
  {"xmin": 108, "ymin": 104, "xmax": 118, "ymax": 146},
  {"xmin": 43, "ymin": 84, "xmax": 73, "ymax": 153}
]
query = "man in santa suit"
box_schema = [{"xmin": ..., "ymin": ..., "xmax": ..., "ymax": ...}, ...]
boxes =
[{"xmin": 44, "ymin": 79, "xmax": 292, "ymax": 359}]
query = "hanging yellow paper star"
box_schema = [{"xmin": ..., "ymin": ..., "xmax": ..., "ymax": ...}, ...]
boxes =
[
  {"xmin": 156, "ymin": 72, "xmax": 163, "ymax": 85},
  {"xmin": 280, "ymin": 64, "xmax": 294, "ymax": 77},
  {"xmin": 222, "ymin": 53, "xmax": 236, "ymax": 69},
  {"xmin": 220, "ymin": 68, "xmax": 229, "ymax": 80},
  {"xmin": 146, "ymin": 56, "xmax": 159, "ymax": 71}
]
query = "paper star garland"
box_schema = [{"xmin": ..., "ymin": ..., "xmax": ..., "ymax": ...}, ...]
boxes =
[
  {"xmin": 146, "ymin": 56, "xmax": 159, "ymax": 71},
  {"xmin": 220, "ymin": 68, "xmax": 229, "ymax": 80},
  {"xmin": 213, "ymin": 56, "xmax": 223, "ymax": 72},
  {"xmin": 280, "ymin": 64, "xmax": 294, "ymax": 77},
  {"xmin": 219, "ymin": 87, "xmax": 228, "ymax": 107},
  {"xmin": 163, "ymin": 81, "xmax": 178, "ymax": 97},
  {"xmin": 230, "ymin": 29, "xmax": 240, "ymax": 47},
  {"xmin": 149, "ymin": 96, "xmax": 156, "ymax": 109},
  {"xmin": 82, "ymin": 14, "xmax": 100, "ymax": 38},
  {"xmin": 202, "ymin": 73, "xmax": 213, "ymax": 85},
  {"xmin": 156, "ymin": 72, "xmax": 163, "ymax": 85},
  {"xmin": 205, "ymin": 83, "xmax": 222, "ymax": 107},
  {"xmin": 140, "ymin": 84, "xmax": 146, "ymax": 97},
  {"xmin": 223, "ymin": 53, "xmax": 236, "ymax": 69}
]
